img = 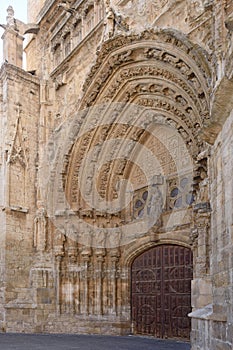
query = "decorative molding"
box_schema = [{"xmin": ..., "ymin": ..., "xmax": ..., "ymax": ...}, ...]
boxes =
[{"xmin": 8, "ymin": 111, "xmax": 28, "ymax": 168}]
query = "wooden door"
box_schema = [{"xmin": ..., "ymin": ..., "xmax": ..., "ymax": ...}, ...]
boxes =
[{"xmin": 131, "ymin": 245, "xmax": 193, "ymax": 340}]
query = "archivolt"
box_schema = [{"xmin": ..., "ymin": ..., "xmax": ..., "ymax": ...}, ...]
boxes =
[
  {"xmin": 63, "ymin": 28, "xmax": 211, "ymax": 229},
  {"xmin": 81, "ymin": 28, "xmax": 211, "ymax": 119},
  {"xmin": 75, "ymin": 28, "xmax": 212, "ymax": 159}
]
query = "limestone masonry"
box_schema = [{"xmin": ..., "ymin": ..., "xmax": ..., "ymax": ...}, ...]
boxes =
[{"xmin": 0, "ymin": 1, "xmax": 233, "ymax": 349}]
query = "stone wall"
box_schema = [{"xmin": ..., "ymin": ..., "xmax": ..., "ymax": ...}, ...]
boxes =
[
  {"xmin": 190, "ymin": 110, "xmax": 233, "ymax": 350},
  {"xmin": 0, "ymin": 64, "xmax": 40, "ymax": 332},
  {"xmin": 27, "ymin": 0, "xmax": 47, "ymax": 22},
  {"xmin": 1, "ymin": 0, "xmax": 233, "ymax": 348},
  {"xmin": 188, "ymin": 2, "xmax": 233, "ymax": 348},
  {"xmin": 0, "ymin": 70, "xmax": 6, "ymax": 331}
]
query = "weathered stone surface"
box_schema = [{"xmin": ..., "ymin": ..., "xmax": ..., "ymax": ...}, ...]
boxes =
[{"xmin": 0, "ymin": 1, "xmax": 233, "ymax": 349}]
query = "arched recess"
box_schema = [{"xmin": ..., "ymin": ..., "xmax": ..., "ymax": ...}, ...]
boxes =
[
  {"xmin": 45, "ymin": 28, "xmax": 212, "ymax": 330},
  {"xmin": 131, "ymin": 243, "xmax": 193, "ymax": 340},
  {"xmin": 61, "ymin": 28, "xmax": 211, "ymax": 249}
]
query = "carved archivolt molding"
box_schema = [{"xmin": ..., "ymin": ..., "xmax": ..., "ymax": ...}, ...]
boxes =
[
  {"xmin": 79, "ymin": 29, "xmax": 211, "ymax": 148},
  {"xmin": 68, "ymin": 30, "xmax": 209, "ymax": 199},
  {"xmin": 44, "ymin": 29, "xmax": 212, "ymax": 248},
  {"xmin": 82, "ymin": 28, "xmax": 211, "ymax": 97}
]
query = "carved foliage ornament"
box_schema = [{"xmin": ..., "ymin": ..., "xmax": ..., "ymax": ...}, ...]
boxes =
[
  {"xmin": 8, "ymin": 114, "xmax": 28, "ymax": 167},
  {"xmin": 82, "ymin": 28, "xmax": 211, "ymax": 94},
  {"xmin": 80, "ymin": 31, "xmax": 211, "ymax": 147},
  {"xmin": 42, "ymin": 31, "xmax": 211, "ymax": 250}
]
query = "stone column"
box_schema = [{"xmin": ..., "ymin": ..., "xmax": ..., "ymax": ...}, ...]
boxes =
[
  {"xmin": 55, "ymin": 255, "xmax": 62, "ymax": 315},
  {"xmin": 95, "ymin": 0, "xmax": 104, "ymax": 24},
  {"xmin": 74, "ymin": 268, "xmax": 81, "ymax": 314},
  {"xmin": 94, "ymin": 249, "xmax": 105, "ymax": 315},
  {"xmin": 68, "ymin": 249, "xmax": 77, "ymax": 315},
  {"xmin": 191, "ymin": 149, "xmax": 212, "ymax": 311},
  {"xmin": 110, "ymin": 249, "xmax": 120, "ymax": 315},
  {"xmin": 54, "ymin": 230, "xmax": 65, "ymax": 314},
  {"xmin": 94, "ymin": 1, "xmax": 98, "ymax": 26},
  {"xmin": 191, "ymin": 208, "xmax": 212, "ymax": 309},
  {"xmin": 80, "ymin": 249, "xmax": 91, "ymax": 315},
  {"xmin": 66, "ymin": 271, "xmax": 75, "ymax": 314}
]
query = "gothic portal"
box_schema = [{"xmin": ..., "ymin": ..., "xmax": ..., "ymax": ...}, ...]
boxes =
[{"xmin": 1, "ymin": 1, "xmax": 233, "ymax": 350}]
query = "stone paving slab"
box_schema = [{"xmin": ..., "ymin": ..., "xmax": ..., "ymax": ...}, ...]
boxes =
[{"xmin": 0, "ymin": 334, "xmax": 190, "ymax": 350}]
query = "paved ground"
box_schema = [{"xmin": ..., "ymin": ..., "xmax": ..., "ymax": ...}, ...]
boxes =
[{"xmin": 0, "ymin": 333, "xmax": 190, "ymax": 350}]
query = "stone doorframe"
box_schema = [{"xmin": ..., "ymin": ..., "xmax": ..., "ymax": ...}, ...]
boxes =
[{"xmin": 122, "ymin": 238, "xmax": 193, "ymax": 335}]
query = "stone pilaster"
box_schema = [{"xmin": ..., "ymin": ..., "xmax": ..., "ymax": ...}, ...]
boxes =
[
  {"xmin": 80, "ymin": 249, "xmax": 91, "ymax": 315},
  {"xmin": 191, "ymin": 202, "xmax": 212, "ymax": 308},
  {"xmin": 110, "ymin": 249, "xmax": 120, "ymax": 315},
  {"xmin": 94, "ymin": 249, "xmax": 105, "ymax": 315}
]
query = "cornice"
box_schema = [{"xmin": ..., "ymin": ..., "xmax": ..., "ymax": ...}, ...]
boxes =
[{"xmin": 0, "ymin": 63, "xmax": 40, "ymax": 86}]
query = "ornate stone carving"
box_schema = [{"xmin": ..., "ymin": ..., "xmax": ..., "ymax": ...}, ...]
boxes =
[
  {"xmin": 8, "ymin": 109, "xmax": 28, "ymax": 167},
  {"xmin": 103, "ymin": 0, "xmax": 129, "ymax": 40},
  {"xmin": 54, "ymin": 229, "xmax": 66, "ymax": 257},
  {"xmin": 190, "ymin": 227, "xmax": 199, "ymax": 248},
  {"xmin": 187, "ymin": 0, "xmax": 213, "ymax": 26},
  {"xmin": 103, "ymin": 1, "xmax": 115, "ymax": 40},
  {"xmin": 116, "ymin": 0, "xmax": 172, "ymax": 27},
  {"xmin": 6, "ymin": 5, "xmax": 16, "ymax": 28},
  {"xmin": 80, "ymin": 33, "xmax": 211, "ymax": 151},
  {"xmin": 167, "ymin": 176, "xmax": 194, "ymax": 211},
  {"xmin": 34, "ymin": 206, "xmax": 48, "ymax": 251},
  {"xmin": 193, "ymin": 148, "xmax": 210, "ymax": 209},
  {"xmin": 83, "ymin": 29, "xmax": 211, "ymax": 94}
]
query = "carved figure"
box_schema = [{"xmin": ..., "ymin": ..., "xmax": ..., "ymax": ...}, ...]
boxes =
[
  {"xmin": 103, "ymin": 1, "xmax": 115, "ymax": 40},
  {"xmin": 197, "ymin": 176, "xmax": 209, "ymax": 203},
  {"xmin": 34, "ymin": 207, "xmax": 47, "ymax": 251},
  {"xmin": 6, "ymin": 6, "xmax": 16, "ymax": 28}
]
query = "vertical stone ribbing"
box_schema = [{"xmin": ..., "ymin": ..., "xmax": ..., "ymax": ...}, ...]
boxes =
[
  {"xmin": 80, "ymin": 249, "xmax": 91, "ymax": 315},
  {"xmin": 94, "ymin": 249, "xmax": 105, "ymax": 315}
]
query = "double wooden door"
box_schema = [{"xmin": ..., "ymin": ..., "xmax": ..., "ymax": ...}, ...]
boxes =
[{"xmin": 131, "ymin": 245, "xmax": 193, "ymax": 340}]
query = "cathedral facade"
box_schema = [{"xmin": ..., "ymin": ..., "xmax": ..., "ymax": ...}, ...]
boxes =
[{"xmin": 0, "ymin": 1, "xmax": 233, "ymax": 349}]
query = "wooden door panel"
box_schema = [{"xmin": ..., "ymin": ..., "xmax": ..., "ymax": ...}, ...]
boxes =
[{"xmin": 131, "ymin": 245, "xmax": 193, "ymax": 340}]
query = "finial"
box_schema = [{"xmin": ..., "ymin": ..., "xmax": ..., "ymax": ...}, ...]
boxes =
[{"xmin": 6, "ymin": 5, "xmax": 15, "ymax": 27}]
